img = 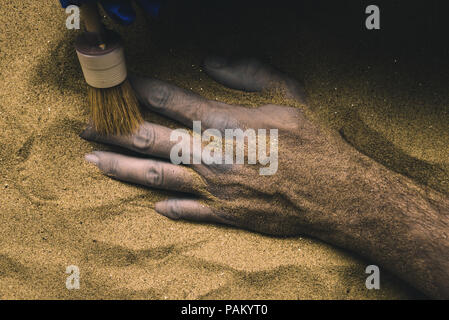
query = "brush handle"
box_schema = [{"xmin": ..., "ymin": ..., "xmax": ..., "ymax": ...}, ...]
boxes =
[
  {"xmin": 82, "ymin": 3, "xmax": 105, "ymax": 35},
  {"xmin": 81, "ymin": 3, "xmax": 107, "ymax": 49}
]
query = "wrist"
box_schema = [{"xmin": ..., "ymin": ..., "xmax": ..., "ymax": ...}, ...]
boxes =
[{"xmin": 307, "ymin": 147, "xmax": 449, "ymax": 298}]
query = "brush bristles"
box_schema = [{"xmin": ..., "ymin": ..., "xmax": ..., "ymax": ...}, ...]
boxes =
[{"xmin": 88, "ymin": 79, "xmax": 143, "ymax": 135}]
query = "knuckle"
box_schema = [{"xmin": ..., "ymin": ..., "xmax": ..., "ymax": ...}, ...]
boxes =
[
  {"xmin": 132, "ymin": 124, "xmax": 155, "ymax": 151},
  {"xmin": 167, "ymin": 200, "xmax": 182, "ymax": 219},
  {"xmin": 102, "ymin": 157, "xmax": 120, "ymax": 177},
  {"xmin": 203, "ymin": 104, "xmax": 239, "ymax": 130},
  {"xmin": 144, "ymin": 161, "xmax": 164, "ymax": 186},
  {"xmin": 179, "ymin": 96, "xmax": 207, "ymax": 123},
  {"xmin": 148, "ymin": 81, "xmax": 172, "ymax": 109}
]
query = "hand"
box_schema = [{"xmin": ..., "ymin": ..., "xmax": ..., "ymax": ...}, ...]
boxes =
[
  {"xmin": 60, "ymin": 0, "xmax": 161, "ymax": 25},
  {"xmin": 80, "ymin": 57, "xmax": 449, "ymax": 298},
  {"xmin": 81, "ymin": 57, "xmax": 329, "ymax": 236}
]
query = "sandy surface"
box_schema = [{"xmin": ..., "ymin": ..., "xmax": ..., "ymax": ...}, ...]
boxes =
[{"xmin": 1, "ymin": 1, "xmax": 447, "ymax": 299}]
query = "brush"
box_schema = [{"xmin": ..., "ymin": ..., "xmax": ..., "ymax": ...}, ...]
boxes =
[{"xmin": 75, "ymin": 2, "xmax": 143, "ymax": 135}]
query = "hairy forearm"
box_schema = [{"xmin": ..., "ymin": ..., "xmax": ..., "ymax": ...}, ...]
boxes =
[
  {"xmin": 275, "ymin": 80, "xmax": 449, "ymax": 298},
  {"xmin": 304, "ymin": 143, "xmax": 449, "ymax": 298}
]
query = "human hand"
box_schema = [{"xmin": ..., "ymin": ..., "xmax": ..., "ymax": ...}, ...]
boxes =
[
  {"xmin": 60, "ymin": 0, "xmax": 161, "ymax": 25},
  {"xmin": 80, "ymin": 57, "xmax": 360, "ymax": 236},
  {"xmin": 80, "ymin": 57, "xmax": 449, "ymax": 298}
]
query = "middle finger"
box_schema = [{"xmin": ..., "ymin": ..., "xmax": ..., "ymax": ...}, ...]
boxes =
[{"xmin": 84, "ymin": 151, "xmax": 204, "ymax": 194}]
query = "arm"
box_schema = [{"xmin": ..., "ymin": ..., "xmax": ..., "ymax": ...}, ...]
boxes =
[
  {"xmin": 81, "ymin": 57, "xmax": 449, "ymax": 298},
  {"xmin": 299, "ymin": 133, "xmax": 449, "ymax": 299},
  {"xmin": 59, "ymin": 0, "xmax": 161, "ymax": 25}
]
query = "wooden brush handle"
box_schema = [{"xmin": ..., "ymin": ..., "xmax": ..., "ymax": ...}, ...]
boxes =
[{"xmin": 82, "ymin": 3, "xmax": 105, "ymax": 35}]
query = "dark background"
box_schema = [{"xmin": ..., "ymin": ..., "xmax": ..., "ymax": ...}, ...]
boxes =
[
  {"xmin": 120, "ymin": 0, "xmax": 449, "ymax": 197},
  {"xmin": 152, "ymin": 0, "xmax": 448, "ymax": 61}
]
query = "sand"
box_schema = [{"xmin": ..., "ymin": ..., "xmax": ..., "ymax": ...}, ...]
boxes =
[{"xmin": 0, "ymin": 1, "xmax": 447, "ymax": 299}]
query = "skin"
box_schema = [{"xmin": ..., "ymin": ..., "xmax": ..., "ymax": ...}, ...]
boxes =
[{"xmin": 81, "ymin": 57, "xmax": 449, "ymax": 299}]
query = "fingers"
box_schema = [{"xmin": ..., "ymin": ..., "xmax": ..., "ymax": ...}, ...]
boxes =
[
  {"xmin": 84, "ymin": 151, "xmax": 202, "ymax": 193},
  {"xmin": 128, "ymin": 75, "xmax": 297, "ymax": 133},
  {"xmin": 155, "ymin": 199, "xmax": 233, "ymax": 225},
  {"xmin": 80, "ymin": 122, "xmax": 188, "ymax": 160},
  {"xmin": 129, "ymin": 75, "xmax": 208, "ymax": 123},
  {"xmin": 129, "ymin": 75, "xmax": 242, "ymax": 130},
  {"xmin": 129, "ymin": 58, "xmax": 306, "ymax": 132},
  {"xmin": 203, "ymin": 57, "xmax": 279, "ymax": 92},
  {"xmin": 203, "ymin": 56, "xmax": 307, "ymax": 103}
]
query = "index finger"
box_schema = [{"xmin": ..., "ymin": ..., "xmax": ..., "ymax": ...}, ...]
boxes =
[{"xmin": 129, "ymin": 75, "xmax": 242, "ymax": 131}]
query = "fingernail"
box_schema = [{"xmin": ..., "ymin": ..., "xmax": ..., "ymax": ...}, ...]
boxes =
[
  {"xmin": 204, "ymin": 56, "xmax": 228, "ymax": 69},
  {"xmin": 85, "ymin": 153, "xmax": 99, "ymax": 166}
]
